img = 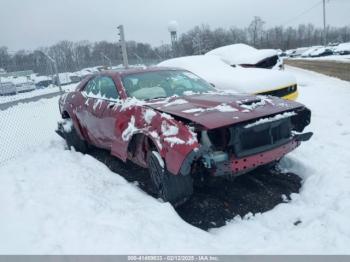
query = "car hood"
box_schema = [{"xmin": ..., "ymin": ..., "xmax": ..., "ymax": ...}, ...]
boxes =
[
  {"xmin": 146, "ymin": 94, "xmax": 303, "ymax": 130},
  {"xmin": 158, "ymin": 55, "xmax": 296, "ymax": 94}
]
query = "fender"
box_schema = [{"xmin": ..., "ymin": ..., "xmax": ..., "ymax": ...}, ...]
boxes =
[{"xmin": 110, "ymin": 106, "xmax": 199, "ymax": 175}]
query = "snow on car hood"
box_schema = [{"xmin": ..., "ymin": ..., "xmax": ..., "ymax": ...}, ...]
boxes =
[
  {"xmin": 146, "ymin": 94, "xmax": 302, "ymax": 130},
  {"xmin": 205, "ymin": 43, "xmax": 278, "ymax": 65},
  {"xmin": 158, "ymin": 55, "xmax": 296, "ymax": 94}
]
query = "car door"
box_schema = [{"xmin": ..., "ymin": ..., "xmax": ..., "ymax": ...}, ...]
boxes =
[
  {"xmin": 77, "ymin": 76, "xmax": 109, "ymax": 147},
  {"xmin": 94, "ymin": 76, "xmax": 122, "ymax": 149}
]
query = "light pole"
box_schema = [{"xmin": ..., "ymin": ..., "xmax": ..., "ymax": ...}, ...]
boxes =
[
  {"xmin": 38, "ymin": 51, "xmax": 62, "ymax": 93},
  {"xmin": 118, "ymin": 25, "xmax": 129, "ymax": 68},
  {"xmin": 323, "ymin": 0, "xmax": 327, "ymax": 46}
]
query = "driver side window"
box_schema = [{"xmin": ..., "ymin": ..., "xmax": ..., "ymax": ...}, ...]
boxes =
[
  {"xmin": 98, "ymin": 76, "xmax": 120, "ymax": 100},
  {"xmin": 83, "ymin": 76, "xmax": 119, "ymax": 100},
  {"xmin": 84, "ymin": 78, "xmax": 99, "ymax": 96}
]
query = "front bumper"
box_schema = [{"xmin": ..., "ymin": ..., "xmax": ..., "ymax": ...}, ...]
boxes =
[{"xmin": 203, "ymin": 133, "xmax": 312, "ymax": 176}]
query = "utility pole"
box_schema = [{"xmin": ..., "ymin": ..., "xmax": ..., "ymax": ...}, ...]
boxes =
[
  {"xmin": 117, "ymin": 25, "xmax": 129, "ymax": 68},
  {"xmin": 323, "ymin": 0, "xmax": 327, "ymax": 46}
]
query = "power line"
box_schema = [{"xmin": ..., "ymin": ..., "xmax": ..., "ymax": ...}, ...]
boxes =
[{"xmin": 281, "ymin": 0, "xmax": 323, "ymax": 27}]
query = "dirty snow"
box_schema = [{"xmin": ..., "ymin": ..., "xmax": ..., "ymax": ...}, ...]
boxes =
[{"xmin": 0, "ymin": 66, "xmax": 350, "ymax": 254}]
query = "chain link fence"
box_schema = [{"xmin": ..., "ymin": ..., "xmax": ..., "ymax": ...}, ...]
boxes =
[{"xmin": 0, "ymin": 85, "xmax": 71, "ymax": 166}]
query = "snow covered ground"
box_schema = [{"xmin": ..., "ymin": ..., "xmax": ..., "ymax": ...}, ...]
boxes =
[{"xmin": 1, "ymin": 67, "xmax": 350, "ymax": 254}]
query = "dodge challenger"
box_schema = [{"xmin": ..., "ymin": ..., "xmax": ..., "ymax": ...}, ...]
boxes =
[{"xmin": 57, "ymin": 67, "xmax": 312, "ymax": 205}]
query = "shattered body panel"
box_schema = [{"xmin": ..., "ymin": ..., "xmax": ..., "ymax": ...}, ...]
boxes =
[{"xmin": 58, "ymin": 67, "xmax": 312, "ymax": 177}]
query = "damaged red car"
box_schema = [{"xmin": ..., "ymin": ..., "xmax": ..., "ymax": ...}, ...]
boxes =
[{"xmin": 57, "ymin": 67, "xmax": 312, "ymax": 205}]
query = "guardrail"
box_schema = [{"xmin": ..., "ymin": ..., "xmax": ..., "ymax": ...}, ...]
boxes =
[{"xmin": 0, "ymin": 91, "xmax": 63, "ymax": 111}]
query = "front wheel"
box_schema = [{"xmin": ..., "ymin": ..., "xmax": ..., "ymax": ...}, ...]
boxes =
[
  {"xmin": 147, "ymin": 151, "xmax": 193, "ymax": 206},
  {"xmin": 60, "ymin": 119, "xmax": 88, "ymax": 154}
]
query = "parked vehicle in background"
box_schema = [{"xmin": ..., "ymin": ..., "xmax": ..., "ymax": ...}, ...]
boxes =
[
  {"xmin": 55, "ymin": 73, "xmax": 81, "ymax": 86},
  {"xmin": 0, "ymin": 81, "xmax": 17, "ymax": 96},
  {"xmin": 332, "ymin": 42, "xmax": 350, "ymax": 55},
  {"xmin": 285, "ymin": 47, "xmax": 309, "ymax": 58},
  {"xmin": 57, "ymin": 67, "xmax": 312, "ymax": 205},
  {"xmin": 158, "ymin": 55, "xmax": 298, "ymax": 100},
  {"xmin": 300, "ymin": 46, "xmax": 333, "ymax": 58},
  {"xmin": 206, "ymin": 44, "xmax": 284, "ymax": 70},
  {"xmin": 15, "ymin": 81, "xmax": 36, "ymax": 93},
  {"xmin": 2, "ymin": 76, "xmax": 36, "ymax": 93}
]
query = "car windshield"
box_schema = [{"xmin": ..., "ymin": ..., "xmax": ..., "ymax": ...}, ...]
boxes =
[{"xmin": 121, "ymin": 70, "xmax": 214, "ymax": 100}]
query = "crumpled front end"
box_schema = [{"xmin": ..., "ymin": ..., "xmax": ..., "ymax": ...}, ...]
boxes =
[{"xmin": 179, "ymin": 106, "xmax": 312, "ymax": 177}]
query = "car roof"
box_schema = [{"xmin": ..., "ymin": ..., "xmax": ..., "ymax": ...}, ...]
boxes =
[{"xmin": 92, "ymin": 66, "xmax": 186, "ymax": 78}]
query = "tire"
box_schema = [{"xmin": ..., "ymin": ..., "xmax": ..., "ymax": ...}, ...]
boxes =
[
  {"xmin": 147, "ymin": 151, "xmax": 193, "ymax": 206},
  {"xmin": 62, "ymin": 119, "xmax": 88, "ymax": 154}
]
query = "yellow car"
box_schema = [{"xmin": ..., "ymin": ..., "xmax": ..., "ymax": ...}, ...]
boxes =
[
  {"xmin": 257, "ymin": 84, "xmax": 298, "ymax": 101},
  {"xmin": 159, "ymin": 55, "xmax": 299, "ymax": 101}
]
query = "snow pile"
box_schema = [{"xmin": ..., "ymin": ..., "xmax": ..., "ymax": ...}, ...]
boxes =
[
  {"xmin": 206, "ymin": 44, "xmax": 278, "ymax": 65},
  {"xmin": 158, "ymin": 55, "xmax": 296, "ymax": 94}
]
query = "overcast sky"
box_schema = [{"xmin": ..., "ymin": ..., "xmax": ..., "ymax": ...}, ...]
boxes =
[{"xmin": 1, "ymin": 0, "xmax": 349, "ymax": 51}]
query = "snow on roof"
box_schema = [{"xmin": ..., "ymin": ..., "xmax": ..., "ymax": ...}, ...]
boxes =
[
  {"xmin": 332, "ymin": 42, "xmax": 350, "ymax": 53},
  {"xmin": 206, "ymin": 43, "xmax": 278, "ymax": 65},
  {"xmin": 158, "ymin": 55, "xmax": 296, "ymax": 94}
]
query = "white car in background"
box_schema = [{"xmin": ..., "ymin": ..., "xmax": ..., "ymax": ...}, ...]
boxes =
[
  {"xmin": 0, "ymin": 81, "xmax": 17, "ymax": 96},
  {"xmin": 158, "ymin": 55, "xmax": 298, "ymax": 100},
  {"xmin": 206, "ymin": 43, "xmax": 284, "ymax": 70},
  {"xmin": 2, "ymin": 76, "xmax": 36, "ymax": 93}
]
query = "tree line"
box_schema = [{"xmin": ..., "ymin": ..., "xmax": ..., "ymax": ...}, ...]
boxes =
[{"xmin": 1, "ymin": 16, "xmax": 350, "ymax": 75}]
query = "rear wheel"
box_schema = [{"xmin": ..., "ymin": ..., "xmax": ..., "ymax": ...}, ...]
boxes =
[
  {"xmin": 147, "ymin": 151, "xmax": 193, "ymax": 206},
  {"xmin": 61, "ymin": 119, "xmax": 88, "ymax": 154}
]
